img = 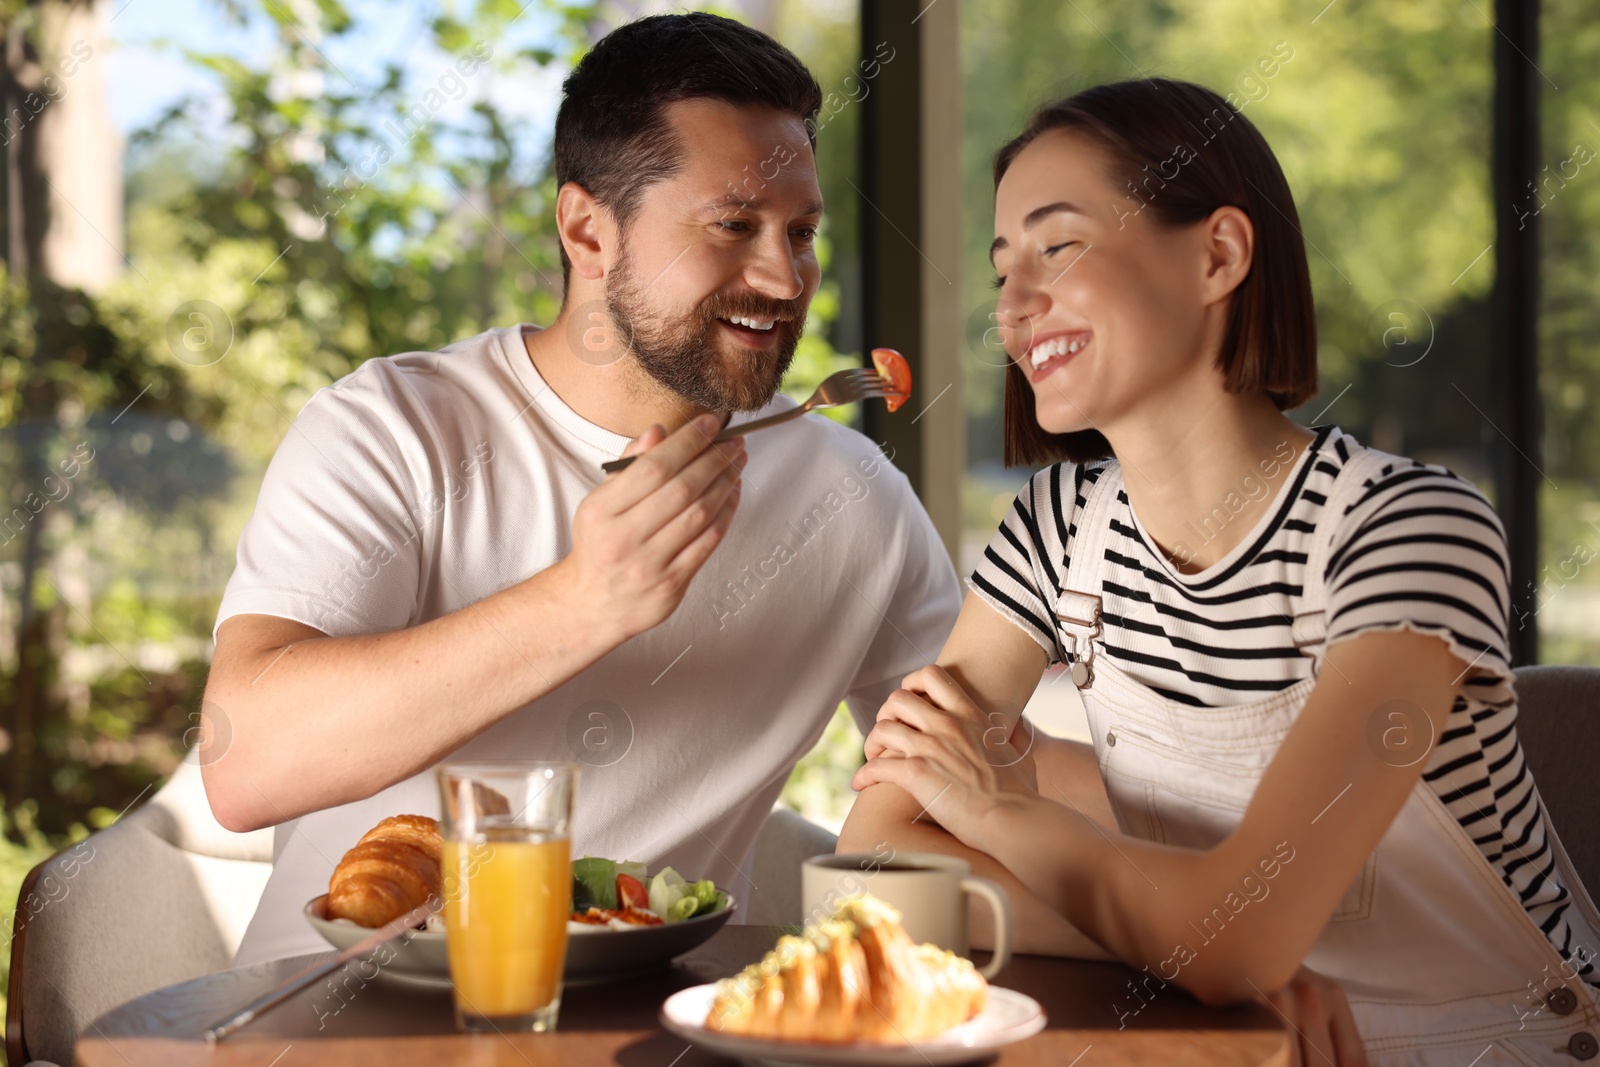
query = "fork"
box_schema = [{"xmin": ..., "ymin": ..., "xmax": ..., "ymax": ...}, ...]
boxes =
[{"xmin": 600, "ymin": 367, "xmax": 894, "ymax": 473}]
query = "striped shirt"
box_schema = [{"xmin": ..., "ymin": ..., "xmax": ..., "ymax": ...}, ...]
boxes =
[{"xmin": 971, "ymin": 424, "xmax": 1600, "ymax": 989}]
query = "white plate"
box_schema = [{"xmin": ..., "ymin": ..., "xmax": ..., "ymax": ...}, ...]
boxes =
[
  {"xmin": 303, "ymin": 893, "xmax": 737, "ymax": 987},
  {"xmin": 659, "ymin": 982, "xmax": 1047, "ymax": 1066}
]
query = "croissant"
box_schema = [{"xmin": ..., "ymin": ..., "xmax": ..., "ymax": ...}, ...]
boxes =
[
  {"xmin": 326, "ymin": 814, "xmax": 443, "ymax": 928},
  {"xmin": 706, "ymin": 895, "xmax": 987, "ymax": 1043}
]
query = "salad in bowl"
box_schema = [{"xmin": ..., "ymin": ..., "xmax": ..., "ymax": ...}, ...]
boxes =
[
  {"xmin": 307, "ymin": 840, "xmax": 738, "ymax": 985},
  {"xmin": 565, "ymin": 856, "xmax": 731, "ymax": 929}
]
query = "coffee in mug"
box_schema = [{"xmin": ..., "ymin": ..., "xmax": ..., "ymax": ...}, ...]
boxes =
[{"xmin": 801, "ymin": 851, "xmax": 1013, "ymax": 979}]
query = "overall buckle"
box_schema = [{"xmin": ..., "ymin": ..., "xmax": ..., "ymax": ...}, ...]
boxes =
[{"xmin": 1056, "ymin": 591, "xmax": 1102, "ymax": 688}]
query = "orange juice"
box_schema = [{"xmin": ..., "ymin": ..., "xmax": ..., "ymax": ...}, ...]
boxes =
[{"xmin": 443, "ymin": 833, "xmax": 571, "ymax": 1018}]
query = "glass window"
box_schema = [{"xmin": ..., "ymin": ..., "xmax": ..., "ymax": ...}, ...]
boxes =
[{"xmin": 1537, "ymin": 0, "xmax": 1600, "ymax": 664}]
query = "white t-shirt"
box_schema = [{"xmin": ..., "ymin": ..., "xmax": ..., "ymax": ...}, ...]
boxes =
[{"xmin": 217, "ymin": 325, "xmax": 961, "ymax": 965}]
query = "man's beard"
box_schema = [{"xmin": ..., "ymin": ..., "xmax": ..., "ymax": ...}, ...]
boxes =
[{"xmin": 604, "ymin": 256, "xmax": 806, "ymax": 412}]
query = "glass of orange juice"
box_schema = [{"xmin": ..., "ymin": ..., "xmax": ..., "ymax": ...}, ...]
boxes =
[{"xmin": 436, "ymin": 761, "xmax": 577, "ymax": 1033}]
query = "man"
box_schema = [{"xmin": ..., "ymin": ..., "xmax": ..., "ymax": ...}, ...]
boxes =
[{"xmin": 201, "ymin": 12, "xmax": 961, "ymax": 965}]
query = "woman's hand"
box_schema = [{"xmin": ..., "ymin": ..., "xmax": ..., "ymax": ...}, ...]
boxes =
[
  {"xmin": 1258, "ymin": 966, "xmax": 1368, "ymax": 1067},
  {"xmin": 851, "ymin": 665, "xmax": 1040, "ymax": 848}
]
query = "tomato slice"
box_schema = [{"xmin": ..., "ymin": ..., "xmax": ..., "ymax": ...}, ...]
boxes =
[
  {"xmin": 616, "ymin": 873, "xmax": 649, "ymax": 911},
  {"xmin": 870, "ymin": 348, "xmax": 912, "ymax": 413}
]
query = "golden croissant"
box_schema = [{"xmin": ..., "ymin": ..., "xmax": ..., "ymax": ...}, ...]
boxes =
[
  {"xmin": 706, "ymin": 895, "xmax": 987, "ymax": 1043},
  {"xmin": 326, "ymin": 814, "xmax": 443, "ymax": 927}
]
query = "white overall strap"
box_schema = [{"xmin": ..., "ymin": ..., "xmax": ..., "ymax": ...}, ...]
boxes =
[
  {"xmin": 1292, "ymin": 442, "xmax": 1398, "ymax": 661},
  {"xmin": 1056, "ymin": 459, "xmax": 1123, "ymax": 687}
]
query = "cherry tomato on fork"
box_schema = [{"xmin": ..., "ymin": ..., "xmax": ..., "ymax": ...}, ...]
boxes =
[{"xmin": 871, "ymin": 347, "xmax": 913, "ymax": 413}]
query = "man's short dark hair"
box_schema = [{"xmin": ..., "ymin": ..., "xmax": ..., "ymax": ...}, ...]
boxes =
[{"xmin": 552, "ymin": 12, "xmax": 823, "ymax": 290}]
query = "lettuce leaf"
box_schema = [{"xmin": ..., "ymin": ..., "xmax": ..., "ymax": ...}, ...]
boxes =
[{"xmin": 571, "ymin": 856, "xmax": 617, "ymax": 910}]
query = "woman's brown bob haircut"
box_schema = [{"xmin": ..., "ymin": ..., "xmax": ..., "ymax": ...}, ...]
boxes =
[{"xmin": 995, "ymin": 78, "xmax": 1319, "ymax": 467}]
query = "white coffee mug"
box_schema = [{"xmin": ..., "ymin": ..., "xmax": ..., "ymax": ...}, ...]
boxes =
[{"xmin": 801, "ymin": 851, "xmax": 1013, "ymax": 979}]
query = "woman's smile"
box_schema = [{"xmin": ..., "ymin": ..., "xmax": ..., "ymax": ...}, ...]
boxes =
[{"xmin": 1021, "ymin": 328, "xmax": 1093, "ymax": 383}]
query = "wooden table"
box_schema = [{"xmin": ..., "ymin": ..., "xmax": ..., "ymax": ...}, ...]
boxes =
[{"xmin": 77, "ymin": 926, "xmax": 1291, "ymax": 1065}]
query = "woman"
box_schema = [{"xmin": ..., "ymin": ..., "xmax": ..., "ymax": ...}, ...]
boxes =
[{"xmin": 841, "ymin": 79, "xmax": 1600, "ymax": 1066}]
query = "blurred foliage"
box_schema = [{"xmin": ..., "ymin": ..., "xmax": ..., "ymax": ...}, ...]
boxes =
[
  {"xmin": 0, "ymin": 806, "xmax": 66, "ymax": 1045},
  {"xmin": 105, "ymin": 6, "xmax": 570, "ymax": 465},
  {"xmin": 779, "ymin": 701, "xmax": 865, "ymax": 834},
  {"xmin": 1540, "ymin": 0, "xmax": 1600, "ymax": 481},
  {"xmin": 1534, "ymin": 0, "xmax": 1600, "ymax": 663},
  {"xmin": 0, "ymin": 261, "xmax": 196, "ymax": 844}
]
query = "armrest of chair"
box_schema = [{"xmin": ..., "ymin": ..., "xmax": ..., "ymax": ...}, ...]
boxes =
[
  {"xmin": 7, "ymin": 749, "xmax": 281, "ymax": 1065},
  {"xmin": 135, "ymin": 752, "xmax": 274, "ymax": 864},
  {"xmin": 9, "ymin": 816, "xmax": 244, "ymax": 1066},
  {"xmin": 745, "ymin": 806, "xmax": 840, "ymax": 926}
]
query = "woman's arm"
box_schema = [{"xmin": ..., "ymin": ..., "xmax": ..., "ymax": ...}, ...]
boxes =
[
  {"xmin": 837, "ymin": 591, "xmax": 1118, "ymax": 959},
  {"xmin": 839, "ymin": 750, "xmax": 1119, "ymax": 958},
  {"xmin": 858, "ymin": 624, "xmax": 1464, "ymax": 1006}
]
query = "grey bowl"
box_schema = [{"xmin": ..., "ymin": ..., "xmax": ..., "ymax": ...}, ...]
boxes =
[{"xmin": 304, "ymin": 892, "xmax": 738, "ymax": 988}]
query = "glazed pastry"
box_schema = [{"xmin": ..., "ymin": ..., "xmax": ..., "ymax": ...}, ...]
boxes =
[
  {"xmin": 706, "ymin": 895, "xmax": 986, "ymax": 1043},
  {"xmin": 325, "ymin": 814, "xmax": 443, "ymax": 927}
]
